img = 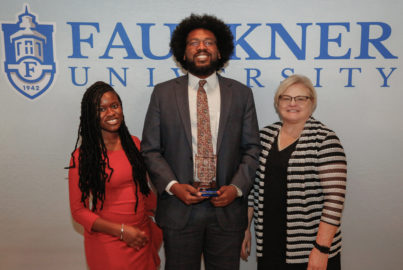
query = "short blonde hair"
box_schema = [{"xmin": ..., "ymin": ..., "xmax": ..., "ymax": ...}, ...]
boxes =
[{"xmin": 274, "ymin": 74, "xmax": 317, "ymax": 113}]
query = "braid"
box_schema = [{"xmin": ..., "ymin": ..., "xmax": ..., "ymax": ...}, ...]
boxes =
[
  {"xmin": 70, "ymin": 82, "xmax": 114, "ymax": 211},
  {"xmin": 68, "ymin": 81, "xmax": 149, "ymax": 213},
  {"xmin": 119, "ymin": 122, "xmax": 150, "ymax": 212}
]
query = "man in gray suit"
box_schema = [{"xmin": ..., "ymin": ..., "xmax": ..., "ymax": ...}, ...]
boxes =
[{"xmin": 141, "ymin": 14, "xmax": 260, "ymax": 270}]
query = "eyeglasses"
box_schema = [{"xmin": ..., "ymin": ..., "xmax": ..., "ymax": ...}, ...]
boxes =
[
  {"xmin": 279, "ymin": 95, "xmax": 311, "ymax": 104},
  {"xmin": 186, "ymin": 39, "xmax": 216, "ymax": 47}
]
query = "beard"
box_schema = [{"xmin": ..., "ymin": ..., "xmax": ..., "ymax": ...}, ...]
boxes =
[{"xmin": 186, "ymin": 57, "xmax": 219, "ymax": 77}]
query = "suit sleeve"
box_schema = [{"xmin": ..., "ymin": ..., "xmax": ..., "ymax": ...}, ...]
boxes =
[
  {"xmin": 141, "ymin": 87, "xmax": 177, "ymax": 195},
  {"xmin": 229, "ymin": 89, "xmax": 261, "ymax": 195}
]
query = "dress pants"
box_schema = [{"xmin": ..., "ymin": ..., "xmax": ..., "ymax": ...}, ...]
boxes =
[{"xmin": 163, "ymin": 200, "xmax": 244, "ymax": 270}]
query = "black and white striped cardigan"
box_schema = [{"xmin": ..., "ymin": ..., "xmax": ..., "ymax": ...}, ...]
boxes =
[{"xmin": 248, "ymin": 117, "xmax": 347, "ymax": 264}]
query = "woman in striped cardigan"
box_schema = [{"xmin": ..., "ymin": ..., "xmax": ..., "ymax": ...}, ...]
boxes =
[{"xmin": 241, "ymin": 75, "xmax": 347, "ymax": 270}]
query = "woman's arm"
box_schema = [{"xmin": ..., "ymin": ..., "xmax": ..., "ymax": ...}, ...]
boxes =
[
  {"xmin": 241, "ymin": 206, "xmax": 254, "ymax": 261},
  {"xmin": 91, "ymin": 218, "xmax": 148, "ymax": 250},
  {"xmin": 68, "ymin": 154, "xmax": 148, "ymax": 249},
  {"xmin": 307, "ymin": 221, "xmax": 338, "ymax": 270},
  {"xmin": 308, "ymin": 131, "xmax": 347, "ymax": 270},
  {"xmin": 68, "ymin": 154, "xmax": 99, "ymax": 231}
]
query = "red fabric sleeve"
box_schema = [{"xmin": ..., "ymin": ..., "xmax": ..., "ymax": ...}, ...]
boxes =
[{"xmin": 68, "ymin": 150, "xmax": 99, "ymax": 232}]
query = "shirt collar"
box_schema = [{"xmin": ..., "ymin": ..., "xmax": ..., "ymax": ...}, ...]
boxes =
[{"xmin": 188, "ymin": 72, "xmax": 219, "ymax": 91}]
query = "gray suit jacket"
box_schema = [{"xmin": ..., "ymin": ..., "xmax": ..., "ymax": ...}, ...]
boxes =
[{"xmin": 141, "ymin": 74, "xmax": 260, "ymax": 231}]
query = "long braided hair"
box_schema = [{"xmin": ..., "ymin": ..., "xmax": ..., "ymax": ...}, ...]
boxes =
[{"xmin": 68, "ymin": 81, "xmax": 149, "ymax": 212}]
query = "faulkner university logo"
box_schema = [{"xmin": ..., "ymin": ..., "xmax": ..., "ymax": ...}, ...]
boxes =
[{"xmin": 1, "ymin": 6, "xmax": 56, "ymax": 99}]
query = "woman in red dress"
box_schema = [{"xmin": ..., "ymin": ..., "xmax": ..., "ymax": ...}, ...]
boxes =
[{"xmin": 68, "ymin": 81, "xmax": 162, "ymax": 270}]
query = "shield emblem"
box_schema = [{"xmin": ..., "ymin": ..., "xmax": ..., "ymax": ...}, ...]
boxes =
[{"xmin": 1, "ymin": 5, "xmax": 56, "ymax": 99}]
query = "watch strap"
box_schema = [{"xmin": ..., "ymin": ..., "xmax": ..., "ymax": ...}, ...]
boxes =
[{"xmin": 313, "ymin": 241, "xmax": 330, "ymax": 254}]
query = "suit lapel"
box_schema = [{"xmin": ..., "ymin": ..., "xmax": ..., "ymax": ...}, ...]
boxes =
[
  {"xmin": 217, "ymin": 75, "xmax": 232, "ymax": 153},
  {"xmin": 175, "ymin": 75, "xmax": 193, "ymax": 150}
]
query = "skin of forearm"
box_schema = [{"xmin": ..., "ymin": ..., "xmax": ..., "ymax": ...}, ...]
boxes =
[
  {"xmin": 91, "ymin": 218, "xmax": 121, "ymax": 238},
  {"xmin": 315, "ymin": 221, "xmax": 338, "ymax": 247},
  {"xmin": 246, "ymin": 206, "xmax": 254, "ymax": 230}
]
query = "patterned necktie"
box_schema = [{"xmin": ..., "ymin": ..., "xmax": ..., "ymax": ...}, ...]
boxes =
[{"xmin": 196, "ymin": 80, "xmax": 216, "ymax": 187}]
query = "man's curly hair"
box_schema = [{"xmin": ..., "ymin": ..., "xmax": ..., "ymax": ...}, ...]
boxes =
[{"xmin": 170, "ymin": 14, "xmax": 234, "ymax": 70}]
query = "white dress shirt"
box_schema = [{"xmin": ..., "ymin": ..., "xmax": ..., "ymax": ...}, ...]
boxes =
[
  {"xmin": 165, "ymin": 72, "xmax": 241, "ymax": 196},
  {"xmin": 188, "ymin": 72, "xmax": 220, "ymax": 182}
]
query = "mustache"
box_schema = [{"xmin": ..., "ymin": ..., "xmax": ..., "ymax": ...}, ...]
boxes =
[{"xmin": 195, "ymin": 49, "xmax": 210, "ymax": 55}]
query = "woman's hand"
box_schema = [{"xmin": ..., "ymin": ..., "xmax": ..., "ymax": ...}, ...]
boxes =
[
  {"xmin": 90, "ymin": 218, "xmax": 149, "ymax": 250},
  {"xmin": 240, "ymin": 228, "xmax": 251, "ymax": 261},
  {"xmin": 307, "ymin": 247, "xmax": 328, "ymax": 270},
  {"xmin": 122, "ymin": 225, "xmax": 149, "ymax": 250}
]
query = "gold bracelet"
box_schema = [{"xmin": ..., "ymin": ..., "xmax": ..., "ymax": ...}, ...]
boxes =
[{"xmin": 120, "ymin": 224, "xmax": 124, "ymax": 240}]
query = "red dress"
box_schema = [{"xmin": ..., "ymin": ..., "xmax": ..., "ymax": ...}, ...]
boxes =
[{"xmin": 69, "ymin": 136, "xmax": 162, "ymax": 270}]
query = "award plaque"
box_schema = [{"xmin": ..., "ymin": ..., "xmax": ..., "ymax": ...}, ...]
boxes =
[
  {"xmin": 194, "ymin": 154, "xmax": 217, "ymax": 197},
  {"xmin": 199, "ymin": 180, "xmax": 218, "ymax": 197}
]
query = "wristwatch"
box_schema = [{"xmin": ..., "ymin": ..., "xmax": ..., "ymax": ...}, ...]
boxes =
[{"xmin": 313, "ymin": 241, "xmax": 330, "ymax": 254}]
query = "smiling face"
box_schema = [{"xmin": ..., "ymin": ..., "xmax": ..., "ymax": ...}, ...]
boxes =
[
  {"xmin": 183, "ymin": 28, "xmax": 221, "ymax": 78},
  {"xmin": 277, "ymin": 83, "xmax": 313, "ymax": 125},
  {"xmin": 98, "ymin": 91, "xmax": 123, "ymax": 135}
]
